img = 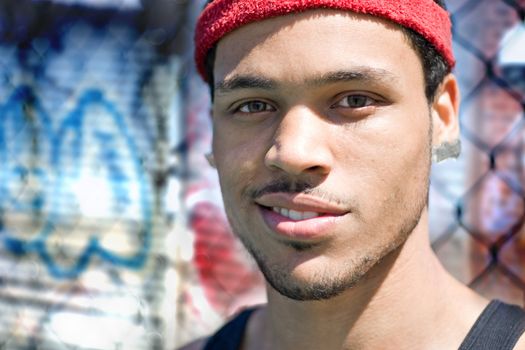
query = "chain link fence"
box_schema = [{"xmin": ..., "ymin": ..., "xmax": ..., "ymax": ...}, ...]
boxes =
[
  {"xmin": 0, "ymin": 0, "xmax": 523, "ymax": 349},
  {"xmin": 430, "ymin": 0, "xmax": 525, "ymax": 304}
]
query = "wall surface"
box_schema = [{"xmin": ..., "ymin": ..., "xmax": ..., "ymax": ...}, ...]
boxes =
[{"xmin": 0, "ymin": 0, "xmax": 191, "ymax": 348}]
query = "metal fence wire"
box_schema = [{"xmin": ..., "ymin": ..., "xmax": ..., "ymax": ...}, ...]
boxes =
[
  {"xmin": 429, "ymin": 0, "xmax": 525, "ymax": 304},
  {"xmin": 0, "ymin": 0, "xmax": 523, "ymax": 349}
]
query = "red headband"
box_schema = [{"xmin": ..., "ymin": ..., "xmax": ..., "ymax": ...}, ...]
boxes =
[{"xmin": 194, "ymin": 0, "xmax": 455, "ymax": 82}]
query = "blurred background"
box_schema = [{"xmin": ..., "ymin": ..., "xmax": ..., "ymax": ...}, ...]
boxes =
[{"xmin": 0, "ymin": 0, "xmax": 523, "ymax": 349}]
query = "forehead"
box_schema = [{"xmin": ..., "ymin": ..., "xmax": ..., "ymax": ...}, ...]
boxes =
[{"xmin": 213, "ymin": 10, "xmax": 424, "ymax": 90}]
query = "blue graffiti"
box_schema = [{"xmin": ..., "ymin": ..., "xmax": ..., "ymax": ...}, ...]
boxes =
[{"xmin": 0, "ymin": 85, "xmax": 152, "ymax": 279}]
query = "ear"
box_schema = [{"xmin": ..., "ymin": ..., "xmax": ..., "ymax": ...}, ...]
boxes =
[{"xmin": 431, "ymin": 74, "xmax": 461, "ymax": 162}]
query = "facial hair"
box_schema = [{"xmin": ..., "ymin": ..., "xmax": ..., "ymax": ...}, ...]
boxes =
[
  {"xmin": 225, "ymin": 124, "xmax": 433, "ymax": 301},
  {"xmin": 236, "ymin": 195, "xmax": 427, "ymax": 301}
]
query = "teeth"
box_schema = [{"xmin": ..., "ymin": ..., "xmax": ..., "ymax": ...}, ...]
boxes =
[
  {"xmin": 272, "ymin": 207, "xmax": 321, "ymax": 221},
  {"xmin": 288, "ymin": 210, "xmax": 302, "ymax": 221},
  {"xmin": 302, "ymin": 211, "xmax": 319, "ymax": 220}
]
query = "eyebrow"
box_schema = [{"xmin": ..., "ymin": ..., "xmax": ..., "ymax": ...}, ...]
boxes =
[
  {"xmin": 215, "ymin": 76, "xmax": 276, "ymax": 94},
  {"xmin": 308, "ymin": 68, "xmax": 397, "ymax": 86},
  {"xmin": 214, "ymin": 67, "xmax": 398, "ymax": 95}
]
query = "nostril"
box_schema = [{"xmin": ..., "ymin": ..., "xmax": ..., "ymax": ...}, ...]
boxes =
[
  {"xmin": 304, "ymin": 165, "xmax": 330, "ymax": 175},
  {"xmin": 264, "ymin": 131, "xmax": 333, "ymax": 176},
  {"xmin": 307, "ymin": 165, "xmax": 324, "ymax": 171}
]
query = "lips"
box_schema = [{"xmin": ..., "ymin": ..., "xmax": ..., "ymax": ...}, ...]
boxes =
[
  {"xmin": 255, "ymin": 193, "xmax": 350, "ymax": 240},
  {"xmin": 271, "ymin": 207, "xmax": 321, "ymax": 220}
]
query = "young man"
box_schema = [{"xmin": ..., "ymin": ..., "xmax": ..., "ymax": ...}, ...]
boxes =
[{"xmin": 183, "ymin": 1, "xmax": 525, "ymax": 349}]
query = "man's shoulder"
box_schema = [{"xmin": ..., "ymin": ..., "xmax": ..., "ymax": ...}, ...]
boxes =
[{"xmin": 177, "ymin": 337, "xmax": 208, "ymax": 350}]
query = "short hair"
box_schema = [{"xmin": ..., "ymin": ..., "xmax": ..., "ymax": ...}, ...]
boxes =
[{"xmin": 202, "ymin": 0, "xmax": 450, "ymax": 103}]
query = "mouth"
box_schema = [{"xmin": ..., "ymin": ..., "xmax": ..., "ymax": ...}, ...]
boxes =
[
  {"xmin": 255, "ymin": 193, "xmax": 350, "ymax": 241},
  {"xmin": 269, "ymin": 206, "xmax": 325, "ymax": 221}
]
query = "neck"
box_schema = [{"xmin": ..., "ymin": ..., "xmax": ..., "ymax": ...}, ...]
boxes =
[{"xmin": 246, "ymin": 210, "xmax": 487, "ymax": 350}]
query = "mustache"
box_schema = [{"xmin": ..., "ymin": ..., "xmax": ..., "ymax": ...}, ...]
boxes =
[{"xmin": 247, "ymin": 178, "xmax": 346, "ymax": 206}]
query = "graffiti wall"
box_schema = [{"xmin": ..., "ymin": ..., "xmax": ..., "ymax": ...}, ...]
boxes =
[{"xmin": 0, "ymin": 0, "xmax": 191, "ymax": 348}]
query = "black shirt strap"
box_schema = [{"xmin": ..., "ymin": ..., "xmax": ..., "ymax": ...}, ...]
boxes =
[
  {"xmin": 459, "ymin": 300, "xmax": 525, "ymax": 350},
  {"xmin": 203, "ymin": 300, "xmax": 525, "ymax": 350}
]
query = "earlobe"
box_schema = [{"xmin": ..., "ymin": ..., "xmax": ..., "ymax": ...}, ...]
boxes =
[{"xmin": 431, "ymin": 74, "xmax": 461, "ymax": 162}]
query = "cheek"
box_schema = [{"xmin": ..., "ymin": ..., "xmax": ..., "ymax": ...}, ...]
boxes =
[
  {"xmin": 337, "ymin": 119, "xmax": 429, "ymax": 169},
  {"xmin": 212, "ymin": 129, "xmax": 265, "ymax": 201},
  {"xmin": 334, "ymin": 116, "xmax": 431, "ymax": 210},
  {"xmin": 212, "ymin": 118, "xmax": 270, "ymax": 157}
]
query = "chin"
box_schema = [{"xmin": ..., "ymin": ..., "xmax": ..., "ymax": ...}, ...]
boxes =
[
  {"xmin": 255, "ymin": 246, "xmax": 379, "ymax": 301},
  {"xmin": 265, "ymin": 264, "xmax": 368, "ymax": 301}
]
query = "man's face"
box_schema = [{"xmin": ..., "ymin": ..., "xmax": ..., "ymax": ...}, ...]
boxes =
[{"xmin": 211, "ymin": 10, "xmax": 433, "ymax": 300}]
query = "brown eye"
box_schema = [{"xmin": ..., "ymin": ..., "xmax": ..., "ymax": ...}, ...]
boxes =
[
  {"xmin": 238, "ymin": 101, "xmax": 274, "ymax": 113},
  {"xmin": 337, "ymin": 95, "xmax": 374, "ymax": 108}
]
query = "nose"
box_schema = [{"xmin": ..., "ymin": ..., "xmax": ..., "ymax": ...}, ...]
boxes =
[{"xmin": 264, "ymin": 106, "xmax": 333, "ymax": 177}]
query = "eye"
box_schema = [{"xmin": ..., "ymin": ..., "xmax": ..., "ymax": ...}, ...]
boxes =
[
  {"xmin": 334, "ymin": 95, "xmax": 375, "ymax": 109},
  {"xmin": 236, "ymin": 100, "xmax": 275, "ymax": 114}
]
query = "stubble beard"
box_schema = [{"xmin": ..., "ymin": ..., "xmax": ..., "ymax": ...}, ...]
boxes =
[
  {"xmin": 235, "ymin": 192, "xmax": 428, "ymax": 301},
  {"xmin": 225, "ymin": 171, "xmax": 430, "ymax": 302},
  {"xmin": 223, "ymin": 124, "xmax": 433, "ymax": 302}
]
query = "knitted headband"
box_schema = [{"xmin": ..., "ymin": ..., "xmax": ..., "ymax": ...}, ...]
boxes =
[{"xmin": 194, "ymin": 0, "xmax": 455, "ymax": 82}]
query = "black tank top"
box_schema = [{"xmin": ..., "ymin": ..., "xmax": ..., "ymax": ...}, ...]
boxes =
[
  {"xmin": 203, "ymin": 308, "xmax": 256, "ymax": 350},
  {"xmin": 458, "ymin": 300, "xmax": 525, "ymax": 349},
  {"xmin": 203, "ymin": 300, "xmax": 525, "ymax": 350}
]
